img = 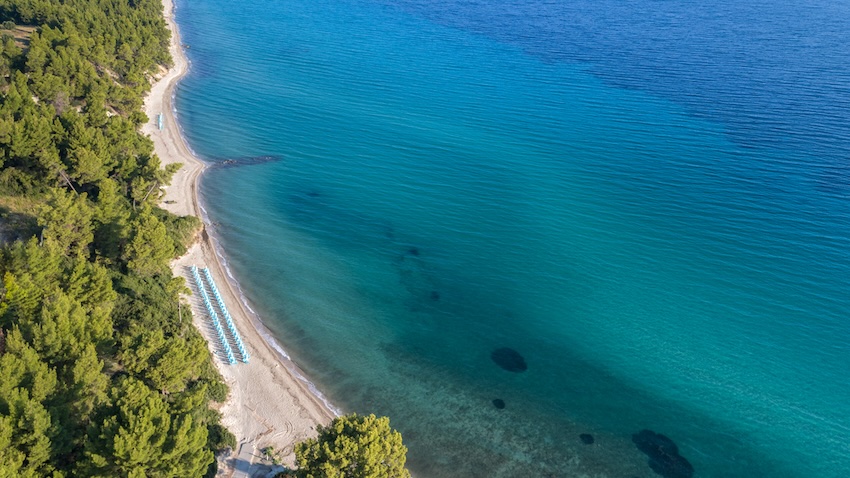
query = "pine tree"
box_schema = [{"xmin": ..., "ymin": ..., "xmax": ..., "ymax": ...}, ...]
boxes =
[
  {"xmin": 295, "ymin": 414, "xmax": 410, "ymax": 478},
  {"xmin": 37, "ymin": 188, "xmax": 95, "ymax": 258},
  {"xmin": 124, "ymin": 205, "xmax": 174, "ymax": 276},
  {"xmin": 0, "ymin": 330, "xmax": 59, "ymax": 477},
  {"xmin": 85, "ymin": 377, "xmax": 212, "ymax": 477}
]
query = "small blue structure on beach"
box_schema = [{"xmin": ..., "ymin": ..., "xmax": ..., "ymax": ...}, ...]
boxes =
[{"xmin": 157, "ymin": 113, "xmax": 164, "ymax": 130}]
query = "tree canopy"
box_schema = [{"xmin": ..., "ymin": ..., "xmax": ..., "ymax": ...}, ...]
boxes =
[
  {"xmin": 294, "ymin": 414, "xmax": 411, "ymax": 478},
  {"xmin": 0, "ymin": 0, "xmax": 232, "ymax": 476}
]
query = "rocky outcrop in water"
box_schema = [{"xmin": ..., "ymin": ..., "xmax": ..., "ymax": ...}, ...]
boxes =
[
  {"xmin": 491, "ymin": 347, "xmax": 527, "ymax": 372},
  {"xmin": 632, "ymin": 429, "xmax": 694, "ymax": 478},
  {"xmin": 211, "ymin": 155, "xmax": 282, "ymax": 169}
]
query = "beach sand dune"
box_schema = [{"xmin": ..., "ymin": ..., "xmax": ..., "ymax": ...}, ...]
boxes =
[{"xmin": 143, "ymin": 0, "xmax": 335, "ymax": 474}]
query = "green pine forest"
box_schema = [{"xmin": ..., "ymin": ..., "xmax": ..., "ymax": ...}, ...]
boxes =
[{"xmin": 0, "ymin": 0, "xmax": 236, "ymax": 476}]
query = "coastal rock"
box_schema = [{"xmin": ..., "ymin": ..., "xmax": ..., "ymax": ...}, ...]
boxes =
[
  {"xmin": 491, "ymin": 347, "xmax": 527, "ymax": 372},
  {"xmin": 631, "ymin": 429, "xmax": 694, "ymax": 478},
  {"xmin": 492, "ymin": 398, "xmax": 506, "ymax": 409},
  {"xmin": 579, "ymin": 433, "xmax": 594, "ymax": 445},
  {"xmin": 212, "ymin": 155, "xmax": 282, "ymax": 169}
]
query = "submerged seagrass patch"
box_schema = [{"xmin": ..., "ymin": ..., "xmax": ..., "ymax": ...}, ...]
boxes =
[{"xmin": 491, "ymin": 347, "xmax": 527, "ymax": 372}]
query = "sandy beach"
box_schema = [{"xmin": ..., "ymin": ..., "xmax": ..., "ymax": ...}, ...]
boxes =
[{"xmin": 142, "ymin": 0, "xmax": 336, "ymax": 474}]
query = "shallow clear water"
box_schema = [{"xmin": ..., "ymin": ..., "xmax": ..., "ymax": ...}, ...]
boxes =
[{"xmin": 174, "ymin": 0, "xmax": 850, "ymax": 475}]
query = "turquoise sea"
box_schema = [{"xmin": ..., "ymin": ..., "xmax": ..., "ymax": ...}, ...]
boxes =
[{"xmin": 173, "ymin": 0, "xmax": 850, "ymax": 476}]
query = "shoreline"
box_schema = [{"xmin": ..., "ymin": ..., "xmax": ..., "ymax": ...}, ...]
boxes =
[{"xmin": 143, "ymin": 0, "xmax": 336, "ymax": 472}]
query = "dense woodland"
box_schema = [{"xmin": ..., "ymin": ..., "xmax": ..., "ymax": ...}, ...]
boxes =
[{"xmin": 0, "ymin": 0, "xmax": 235, "ymax": 476}]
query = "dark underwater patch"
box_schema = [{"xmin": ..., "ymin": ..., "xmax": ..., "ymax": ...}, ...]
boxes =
[
  {"xmin": 579, "ymin": 433, "xmax": 594, "ymax": 445},
  {"xmin": 491, "ymin": 347, "xmax": 527, "ymax": 372},
  {"xmin": 492, "ymin": 398, "xmax": 505, "ymax": 409},
  {"xmin": 632, "ymin": 429, "xmax": 694, "ymax": 478}
]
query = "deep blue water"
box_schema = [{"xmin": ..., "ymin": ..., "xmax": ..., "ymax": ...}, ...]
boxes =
[{"xmin": 173, "ymin": 0, "xmax": 850, "ymax": 476}]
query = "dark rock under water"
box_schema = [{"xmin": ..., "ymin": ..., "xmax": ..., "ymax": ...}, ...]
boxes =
[
  {"xmin": 632, "ymin": 429, "xmax": 694, "ymax": 478},
  {"xmin": 491, "ymin": 347, "xmax": 527, "ymax": 372},
  {"xmin": 579, "ymin": 433, "xmax": 594, "ymax": 445},
  {"xmin": 211, "ymin": 155, "xmax": 282, "ymax": 169},
  {"xmin": 492, "ymin": 398, "xmax": 505, "ymax": 409}
]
